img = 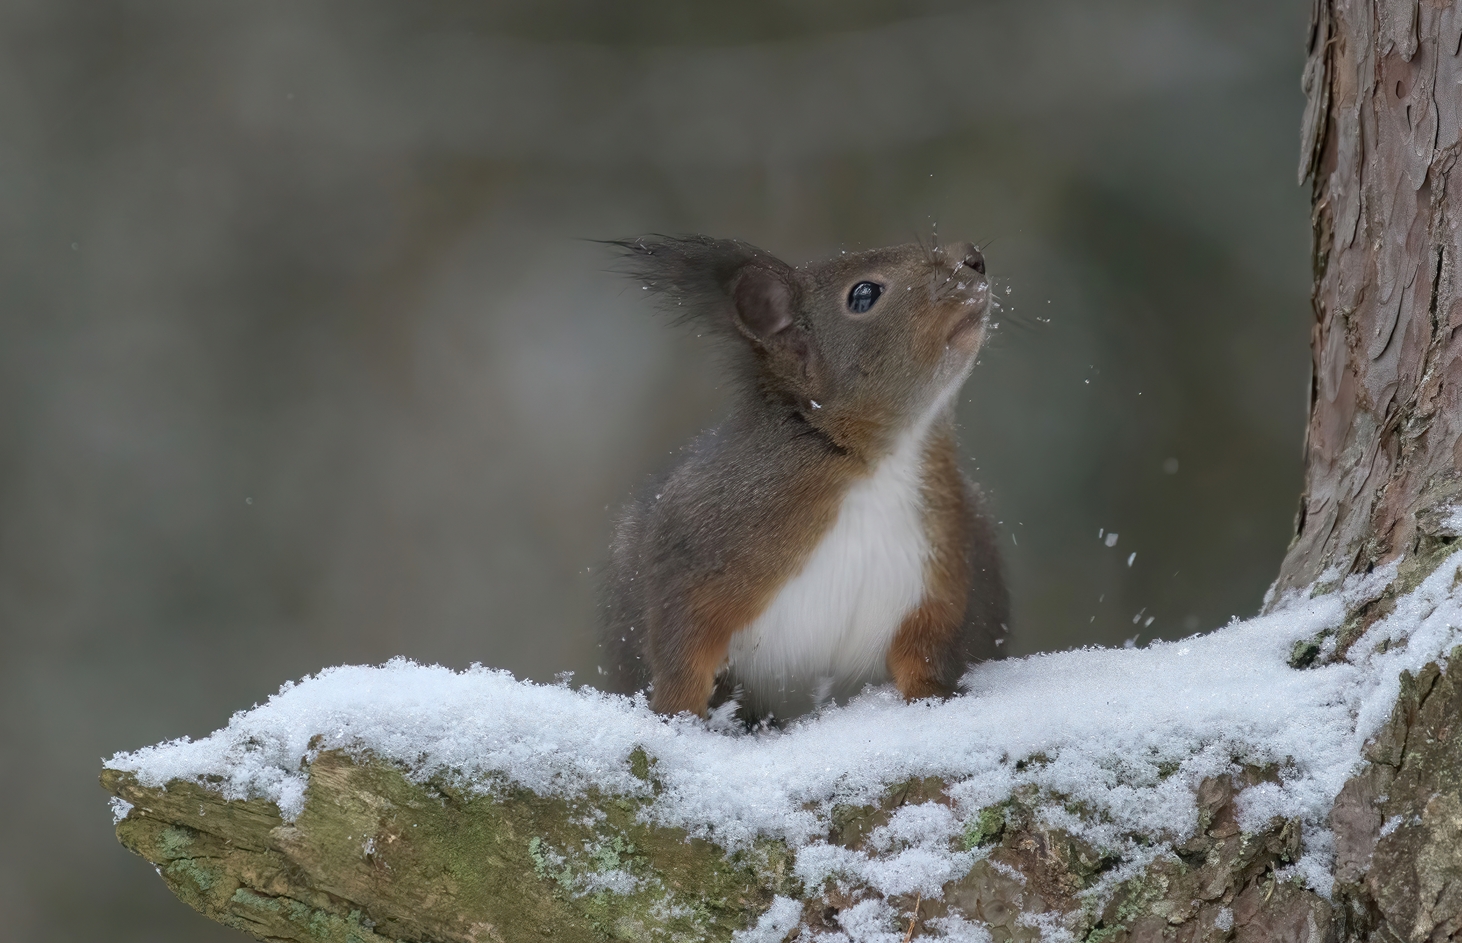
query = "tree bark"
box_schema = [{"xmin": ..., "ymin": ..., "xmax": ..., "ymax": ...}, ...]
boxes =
[
  {"xmin": 103, "ymin": 2, "xmax": 1462, "ymax": 941},
  {"xmin": 1278, "ymin": 0, "xmax": 1462, "ymax": 596}
]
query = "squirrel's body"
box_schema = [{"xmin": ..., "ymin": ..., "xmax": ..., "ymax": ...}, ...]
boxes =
[
  {"xmin": 600, "ymin": 236, "xmax": 1008, "ymax": 717},
  {"xmin": 728, "ymin": 419, "xmax": 933, "ymax": 703}
]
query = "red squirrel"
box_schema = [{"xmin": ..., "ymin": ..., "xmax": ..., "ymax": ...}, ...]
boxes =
[{"xmin": 599, "ymin": 235, "xmax": 1008, "ymax": 718}]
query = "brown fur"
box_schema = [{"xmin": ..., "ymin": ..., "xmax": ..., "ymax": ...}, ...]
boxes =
[
  {"xmin": 887, "ymin": 427, "xmax": 1006, "ymax": 698},
  {"xmin": 598, "ymin": 236, "xmax": 1009, "ymax": 717}
]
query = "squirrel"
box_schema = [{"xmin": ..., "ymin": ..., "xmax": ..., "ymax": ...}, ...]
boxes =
[{"xmin": 599, "ymin": 235, "xmax": 1009, "ymax": 719}]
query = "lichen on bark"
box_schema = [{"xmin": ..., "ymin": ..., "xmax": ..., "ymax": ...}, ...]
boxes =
[{"xmin": 105, "ymin": 749, "xmax": 797, "ymax": 943}]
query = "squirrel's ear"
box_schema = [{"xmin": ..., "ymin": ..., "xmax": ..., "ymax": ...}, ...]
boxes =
[
  {"xmin": 610, "ymin": 235, "xmax": 815, "ymax": 376},
  {"xmin": 730, "ymin": 267, "xmax": 795, "ymax": 341},
  {"xmin": 731, "ymin": 266, "xmax": 820, "ymax": 385}
]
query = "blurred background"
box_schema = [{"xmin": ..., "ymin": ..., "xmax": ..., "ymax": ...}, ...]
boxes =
[{"xmin": 0, "ymin": 0, "xmax": 1312, "ymax": 939}]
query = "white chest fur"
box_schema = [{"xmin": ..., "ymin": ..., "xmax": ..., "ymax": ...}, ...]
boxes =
[{"xmin": 724, "ymin": 430, "xmax": 932, "ymax": 704}]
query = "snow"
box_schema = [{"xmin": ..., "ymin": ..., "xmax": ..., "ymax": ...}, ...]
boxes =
[
  {"xmin": 574, "ymin": 868, "xmax": 643, "ymax": 896},
  {"xmin": 732, "ymin": 896, "xmax": 805, "ymax": 943},
  {"xmin": 925, "ymin": 914, "xmax": 995, "ymax": 942},
  {"xmin": 834, "ymin": 898, "xmax": 904, "ymax": 942},
  {"xmin": 107, "ymin": 552, "xmax": 1462, "ymax": 912}
]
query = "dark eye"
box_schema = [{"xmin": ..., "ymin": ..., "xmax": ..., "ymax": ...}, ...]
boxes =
[{"xmin": 848, "ymin": 281, "xmax": 882, "ymax": 314}]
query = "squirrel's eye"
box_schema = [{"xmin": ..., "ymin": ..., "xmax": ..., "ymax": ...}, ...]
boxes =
[{"xmin": 848, "ymin": 281, "xmax": 882, "ymax": 314}]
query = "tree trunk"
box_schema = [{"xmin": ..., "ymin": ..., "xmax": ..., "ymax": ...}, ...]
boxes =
[
  {"xmin": 103, "ymin": 2, "xmax": 1462, "ymax": 941},
  {"xmin": 1278, "ymin": 0, "xmax": 1462, "ymax": 596}
]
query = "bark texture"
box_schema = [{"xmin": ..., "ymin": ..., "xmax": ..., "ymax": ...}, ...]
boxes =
[
  {"xmin": 93, "ymin": 752, "xmax": 1344, "ymax": 942},
  {"xmin": 1331, "ymin": 650, "xmax": 1462, "ymax": 942},
  {"xmin": 102, "ymin": 749, "xmax": 799, "ymax": 943},
  {"xmin": 1279, "ymin": 0, "xmax": 1462, "ymax": 595}
]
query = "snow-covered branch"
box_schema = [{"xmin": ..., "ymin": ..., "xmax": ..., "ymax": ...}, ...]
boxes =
[{"xmin": 103, "ymin": 553, "xmax": 1462, "ymax": 942}]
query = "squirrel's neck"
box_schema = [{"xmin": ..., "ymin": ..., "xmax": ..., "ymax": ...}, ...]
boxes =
[{"xmin": 734, "ymin": 384, "xmax": 960, "ymax": 474}]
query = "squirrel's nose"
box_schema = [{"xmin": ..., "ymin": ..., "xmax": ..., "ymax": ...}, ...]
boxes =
[{"xmin": 938, "ymin": 241, "xmax": 986, "ymax": 279}]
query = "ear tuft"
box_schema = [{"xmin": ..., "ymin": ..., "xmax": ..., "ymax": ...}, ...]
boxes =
[
  {"xmin": 605, "ymin": 235, "xmax": 765, "ymax": 316},
  {"xmin": 606, "ymin": 235, "xmax": 817, "ymax": 389},
  {"xmin": 605, "ymin": 234, "xmax": 795, "ymax": 340}
]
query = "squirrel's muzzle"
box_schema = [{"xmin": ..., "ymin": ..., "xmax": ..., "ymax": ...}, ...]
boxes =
[{"xmin": 930, "ymin": 242, "xmax": 991, "ymax": 343}]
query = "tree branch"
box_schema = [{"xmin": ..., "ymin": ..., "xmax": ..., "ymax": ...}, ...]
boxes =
[{"xmin": 102, "ymin": 637, "xmax": 1462, "ymax": 941}]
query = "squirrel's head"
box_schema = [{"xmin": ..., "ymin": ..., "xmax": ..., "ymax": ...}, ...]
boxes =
[{"xmin": 614, "ymin": 235, "xmax": 991, "ymax": 454}]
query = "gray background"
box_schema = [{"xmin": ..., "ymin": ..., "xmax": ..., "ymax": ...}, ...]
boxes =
[{"xmin": 0, "ymin": 1, "xmax": 1310, "ymax": 939}]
